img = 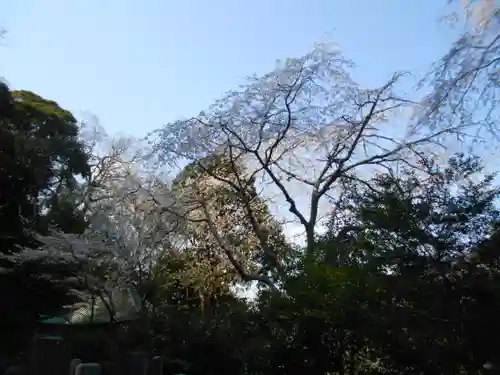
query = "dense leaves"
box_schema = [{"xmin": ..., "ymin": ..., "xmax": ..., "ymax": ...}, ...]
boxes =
[
  {"xmin": 115, "ymin": 153, "xmax": 499, "ymax": 375},
  {"xmin": 0, "ymin": 85, "xmax": 90, "ymax": 251},
  {"xmin": 0, "ymin": 83, "xmax": 91, "ymax": 356},
  {"xmin": 316, "ymin": 153, "xmax": 500, "ymax": 374}
]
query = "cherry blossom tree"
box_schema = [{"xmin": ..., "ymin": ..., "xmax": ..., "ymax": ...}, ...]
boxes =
[
  {"xmin": 420, "ymin": 0, "xmax": 500, "ymax": 149},
  {"xmin": 150, "ymin": 41, "xmax": 472, "ymax": 288},
  {"xmin": 7, "ymin": 126, "xmax": 180, "ymax": 318},
  {"xmin": 6, "ymin": 230, "xmax": 134, "ymax": 322},
  {"xmin": 77, "ymin": 126, "xmax": 183, "ymax": 308}
]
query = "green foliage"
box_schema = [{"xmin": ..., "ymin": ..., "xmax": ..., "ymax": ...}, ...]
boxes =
[
  {"xmin": 139, "ymin": 153, "xmax": 500, "ymax": 375},
  {"xmin": 324, "ymin": 153, "xmax": 499, "ymax": 272},
  {"xmin": 249, "ymin": 264, "xmax": 385, "ymax": 374},
  {"xmin": 0, "ymin": 87, "xmax": 90, "ymax": 247},
  {"xmin": 313, "ymin": 153, "xmax": 500, "ymax": 373},
  {"xmin": 0, "ymin": 83, "xmax": 91, "ymax": 356}
]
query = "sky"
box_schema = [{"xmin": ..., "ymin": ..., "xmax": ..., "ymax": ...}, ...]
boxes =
[{"xmin": 0, "ymin": 0, "xmax": 460, "ymax": 138}]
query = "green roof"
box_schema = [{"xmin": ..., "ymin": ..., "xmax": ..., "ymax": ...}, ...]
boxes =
[{"xmin": 40, "ymin": 287, "xmax": 141, "ymax": 325}]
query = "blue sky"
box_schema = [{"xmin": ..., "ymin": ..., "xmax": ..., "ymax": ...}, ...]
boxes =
[{"xmin": 1, "ymin": 0, "xmax": 459, "ymax": 138}]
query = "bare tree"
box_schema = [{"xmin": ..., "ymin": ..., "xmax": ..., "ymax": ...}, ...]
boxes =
[{"xmin": 150, "ymin": 41, "xmax": 470, "ymax": 289}]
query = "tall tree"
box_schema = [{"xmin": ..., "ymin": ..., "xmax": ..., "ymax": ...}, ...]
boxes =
[
  {"xmin": 0, "ymin": 83, "xmax": 90, "ymax": 356},
  {"xmin": 151, "ymin": 41, "xmax": 478, "ymax": 290},
  {"xmin": 316, "ymin": 152, "xmax": 500, "ymax": 373},
  {"xmin": 0, "ymin": 86, "xmax": 90, "ymax": 248},
  {"xmin": 167, "ymin": 153, "xmax": 291, "ymax": 293}
]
